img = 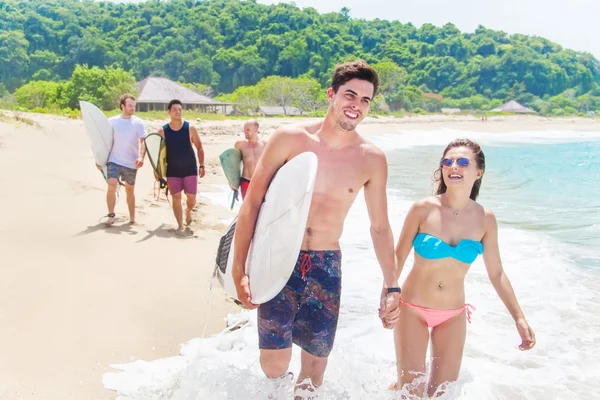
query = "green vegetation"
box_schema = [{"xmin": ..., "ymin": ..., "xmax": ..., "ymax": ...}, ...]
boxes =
[
  {"xmin": 13, "ymin": 65, "xmax": 136, "ymax": 111},
  {"xmin": 2, "ymin": 0, "xmax": 600, "ymax": 116}
]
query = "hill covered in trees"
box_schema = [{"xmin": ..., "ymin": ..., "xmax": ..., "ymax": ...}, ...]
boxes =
[{"xmin": 2, "ymin": 0, "xmax": 600, "ymax": 115}]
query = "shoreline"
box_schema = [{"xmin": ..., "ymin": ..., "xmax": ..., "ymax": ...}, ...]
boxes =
[{"xmin": 4, "ymin": 109, "xmax": 600, "ymax": 136}]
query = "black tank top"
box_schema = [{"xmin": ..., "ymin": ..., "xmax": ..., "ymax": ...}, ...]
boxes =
[{"xmin": 164, "ymin": 121, "xmax": 197, "ymax": 177}]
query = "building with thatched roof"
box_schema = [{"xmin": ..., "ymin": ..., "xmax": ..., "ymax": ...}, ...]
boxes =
[
  {"xmin": 492, "ymin": 100, "xmax": 536, "ymax": 114},
  {"xmin": 136, "ymin": 77, "xmax": 234, "ymax": 113}
]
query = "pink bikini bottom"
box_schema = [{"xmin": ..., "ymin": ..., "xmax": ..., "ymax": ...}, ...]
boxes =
[{"xmin": 400, "ymin": 299, "xmax": 475, "ymax": 328}]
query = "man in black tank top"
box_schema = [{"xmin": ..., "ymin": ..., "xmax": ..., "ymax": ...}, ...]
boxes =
[{"xmin": 156, "ymin": 100, "xmax": 205, "ymax": 235}]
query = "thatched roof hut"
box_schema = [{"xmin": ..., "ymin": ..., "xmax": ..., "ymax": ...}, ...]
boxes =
[
  {"xmin": 492, "ymin": 100, "xmax": 536, "ymax": 114},
  {"xmin": 136, "ymin": 77, "xmax": 233, "ymax": 113}
]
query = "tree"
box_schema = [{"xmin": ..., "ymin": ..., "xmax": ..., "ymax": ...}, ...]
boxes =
[
  {"xmin": 290, "ymin": 76, "xmax": 323, "ymax": 113},
  {"xmin": 386, "ymin": 85, "xmax": 423, "ymax": 111},
  {"xmin": 59, "ymin": 65, "xmax": 137, "ymax": 110},
  {"xmin": 0, "ymin": 30, "xmax": 30, "ymax": 91},
  {"xmin": 14, "ymin": 80, "xmax": 62, "ymax": 109},
  {"xmin": 277, "ymin": 37, "xmax": 310, "ymax": 77},
  {"xmin": 477, "ymin": 38, "xmax": 497, "ymax": 57},
  {"xmin": 372, "ymin": 60, "xmax": 407, "ymax": 96},
  {"xmin": 339, "ymin": 7, "xmax": 351, "ymax": 21},
  {"xmin": 256, "ymin": 76, "xmax": 295, "ymax": 111},
  {"xmin": 215, "ymin": 85, "xmax": 261, "ymax": 113},
  {"xmin": 180, "ymin": 52, "xmax": 219, "ymax": 87}
]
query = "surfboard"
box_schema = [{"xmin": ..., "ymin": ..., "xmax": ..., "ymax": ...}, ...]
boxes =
[
  {"xmin": 79, "ymin": 101, "xmax": 113, "ymax": 181},
  {"xmin": 219, "ymin": 148, "xmax": 243, "ymax": 209},
  {"xmin": 214, "ymin": 152, "xmax": 319, "ymax": 304},
  {"xmin": 144, "ymin": 133, "xmax": 168, "ymax": 193},
  {"xmin": 219, "ymin": 148, "xmax": 242, "ymax": 189}
]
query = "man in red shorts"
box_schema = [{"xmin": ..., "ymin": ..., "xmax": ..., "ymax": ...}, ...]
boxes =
[{"xmin": 234, "ymin": 119, "xmax": 267, "ymax": 199}]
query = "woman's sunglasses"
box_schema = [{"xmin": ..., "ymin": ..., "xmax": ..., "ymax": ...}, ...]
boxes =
[{"xmin": 440, "ymin": 157, "xmax": 470, "ymax": 167}]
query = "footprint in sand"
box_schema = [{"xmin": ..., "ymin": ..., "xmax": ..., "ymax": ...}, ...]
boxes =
[{"xmin": 169, "ymin": 227, "xmax": 194, "ymax": 237}]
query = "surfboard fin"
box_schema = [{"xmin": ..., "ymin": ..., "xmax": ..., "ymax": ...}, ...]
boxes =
[{"xmin": 230, "ymin": 189, "xmax": 239, "ymax": 210}]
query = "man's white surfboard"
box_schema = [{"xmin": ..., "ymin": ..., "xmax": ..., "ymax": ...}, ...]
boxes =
[
  {"xmin": 214, "ymin": 152, "xmax": 319, "ymax": 304},
  {"xmin": 79, "ymin": 101, "xmax": 113, "ymax": 180}
]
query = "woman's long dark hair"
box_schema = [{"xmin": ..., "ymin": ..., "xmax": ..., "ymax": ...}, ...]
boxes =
[{"xmin": 433, "ymin": 138, "xmax": 486, "ymax": 201}]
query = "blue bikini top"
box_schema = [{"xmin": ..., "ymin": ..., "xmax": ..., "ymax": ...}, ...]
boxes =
[{"xmin": 413, "ymin": 233, "xmax": 483, "ymax": 264}]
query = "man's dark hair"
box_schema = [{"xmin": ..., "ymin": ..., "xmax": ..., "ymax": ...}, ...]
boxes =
[
  {"xmin": 168, "ymin": 99, "xmax": 183, "ymax": 110},
  {"xmin": 330, "ymin": 59, "xmax": 379, "ymax": 98}
]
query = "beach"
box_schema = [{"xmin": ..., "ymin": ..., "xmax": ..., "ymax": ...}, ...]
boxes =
[
  {"xmin": 0, "ymin": 111, "xmax": 244, "ymax": 400},
  {"xmin": 1, "ymin": 111, "xmax": 599, "ymax": 399}
]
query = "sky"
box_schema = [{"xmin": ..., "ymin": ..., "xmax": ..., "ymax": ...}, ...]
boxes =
[{"xmin": 256, "ymin": 0, "xmax": 600, "ymax": 58}]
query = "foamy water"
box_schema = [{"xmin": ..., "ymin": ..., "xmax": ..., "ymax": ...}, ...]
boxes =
[{"xmin": 104, "ymin": 130, "xmax": 600, "ymax": 399}]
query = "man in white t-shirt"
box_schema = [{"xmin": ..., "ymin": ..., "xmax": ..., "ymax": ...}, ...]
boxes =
[{"xmin": 102, "ymin": 94, "xmax": 148, "ymax": 225}]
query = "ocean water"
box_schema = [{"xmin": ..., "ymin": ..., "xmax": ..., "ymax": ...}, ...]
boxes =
[{"xmin": 103, "ymin": 129, "xmax": 600, "ymax": 399}]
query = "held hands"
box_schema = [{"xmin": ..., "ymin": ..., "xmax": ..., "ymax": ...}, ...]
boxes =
[
  {"xmin": 199, "ymin": 166, "xmax": 205, "ymax": 178},
  {"xmin": 135, "ymin": 157, "xmax": 144, "ymax": 169},
  {"xmin": 235, "ymin": 274, "xmax": 259, "ymax": 310},
  {"xmin": 516, "ymin": 317, "xmax": 536, "ymax": 350},
  {"xmin": 378, "ymin": 287, "xmax": 401, "ymax": 329}
]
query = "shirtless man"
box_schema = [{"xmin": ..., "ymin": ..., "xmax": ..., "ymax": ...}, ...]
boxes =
[
  {"xmin": 233, "ymin": 119, "xmax": 266, "ymax": 199},
  {"xmin": 232, "ymin": 60, "xmax": 401, "ymax": 395}
]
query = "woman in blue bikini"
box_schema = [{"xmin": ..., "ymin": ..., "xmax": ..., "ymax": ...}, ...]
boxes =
[{"xmin": 388, "ymin": 138, "xmax": 536, "ymax": 397}]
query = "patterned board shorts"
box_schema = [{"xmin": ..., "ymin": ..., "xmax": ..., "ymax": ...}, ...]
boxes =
[
  {"xmin": 107, "ymin": 162, "xmax": 137, "ymax": 185},
  {"xmin": 258, "ymin": 250, "xmax": 342, "ymax": 358}
]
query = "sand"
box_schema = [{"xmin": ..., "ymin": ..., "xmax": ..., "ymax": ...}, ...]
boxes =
[
  {"xmin": 0, "ymin": 110, "xmax": 599, "ymax": 400},
  {"xmin": 0, "ymin": 112, "xmax": 240, "ymax": 400}
]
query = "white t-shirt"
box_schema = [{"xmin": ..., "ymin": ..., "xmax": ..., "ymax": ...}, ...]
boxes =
[{"xmin": 108, "ymin": 115, "xmax": 148, "ymax": 169}]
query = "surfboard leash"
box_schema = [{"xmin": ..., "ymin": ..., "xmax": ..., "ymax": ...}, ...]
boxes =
[
  {"xmin": 200, "ymin": 278, "xmax": 214, "ymax": 340},
  {"xmin": 153, "ymin": 180, "xmax": 171, "ymax": 205},
  {"xmin": 101, "ymin": 169, "xmax": 124, "ymax": 204},
  {"xmin": 192, "ymin": 275, "xmax": 217, "ymax": 360}
]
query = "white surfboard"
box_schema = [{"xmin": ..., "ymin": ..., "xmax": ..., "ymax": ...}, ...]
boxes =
[
  {"xmin": 214, "ymin": 152, "xmax": 319, "ymax": 304},
  {"xmin": 79, "ymin": 101, "xmax": 113, "ymax": 180}
]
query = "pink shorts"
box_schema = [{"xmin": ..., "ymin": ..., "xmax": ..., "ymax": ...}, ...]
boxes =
[{"xmin": 167, "ymin": 175, "xmax": 197, "ymax": 195}]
